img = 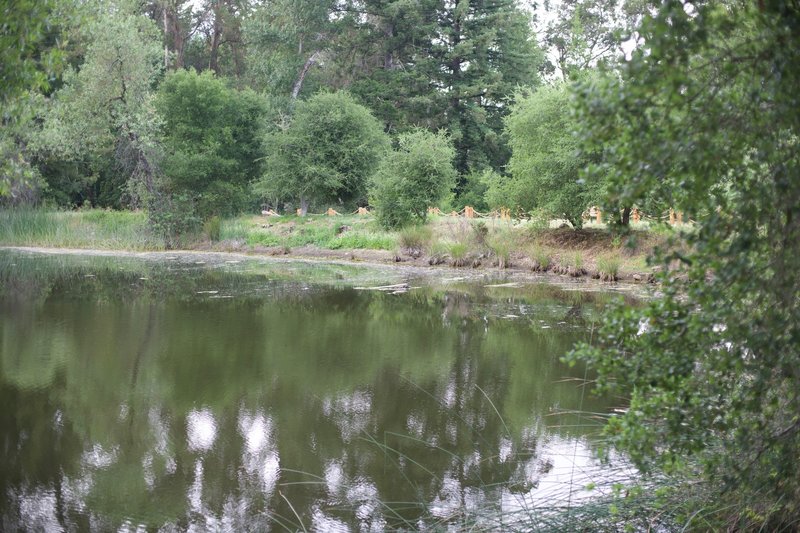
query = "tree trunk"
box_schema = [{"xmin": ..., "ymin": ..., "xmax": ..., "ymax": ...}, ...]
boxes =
[
  {"xmin": 209, "ymin": 0, "xmax": 223, "ymax": 74},
  {"xmin": 291, "ymin": 51, "xmax": 321, "ymax": 101},
  {"xmin": 163, "ymin": 6, "xmax": 169, "ymax": 68},
  {"xmin": 169, "ymin": 6, "xmax": 185, "ymax": 69},
  {"xmin": 384, "ymin": 23, "xmax": 394, "ymax": 69},
  {"xmin": 299, "ymin": 196, "xmax": 309, "ymax": 217},
  {"xmin": 620, "ymin": 206, "xmax": 631, "ymax": 226}
]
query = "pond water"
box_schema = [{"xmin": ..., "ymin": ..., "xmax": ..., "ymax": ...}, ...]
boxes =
[{"xmin": 0, "ymin": 249, "xmax": 637, "ymax": 531}]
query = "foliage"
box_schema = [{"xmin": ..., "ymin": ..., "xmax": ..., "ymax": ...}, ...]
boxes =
[
  {"xmin": 542, "ymin": 0, "xmax": 641, "ymax": 80},
  {"xmin": 0, "ymin": 0, "xmax": 75, "ymax": 200},
  {"xmin": 569, "ymin": 0, "xmax": 800, "ymax": 526},
  {"xmin": 370, "ymin": 130, "xmax": 457, "ymax": 229},
  {"xmin": 497, "ymin": 82, "xmax": 604, "ymax": 227},
  {"xmin": 244, "ymin": 0, "xmax": 336, "ymax": 98},
  {"xmin": 432, "ymin": 0, "xmax": 545, "ymax": 178},
  {"xmin": 452, "ymin": 170, "xmax": 492, "ymax": 212},
  {"xmin": 0, "ymin": 133, "xmax": 46, "ymax": 206},
  {"xmin": 326, "ymin": 0, "xmax": 544, "ymax": 180},
  {"xmin": 34, "ymin": 4, "xmax": 164, "ymax": 211},
  {"xmin": 157, "ymin": 69, "xmax": 266, "ymax": 218},
  {"xmin": 255, "ymin": 91, "xmax": 388, "ymax": 214},
  {"xmin": 0, "ymin": 0, "xmax": 66, "ymax": 119},
  {"xmin": 203, "ymin": 215, "xmax": 222, "ymax": 242},
  {"xmin": 146, "ymin": 193, "xmax": 199, "ymax": 249}
]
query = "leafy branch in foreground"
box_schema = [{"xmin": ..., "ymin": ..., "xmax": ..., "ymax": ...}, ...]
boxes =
[{"xmin": 568, "ymin": 0, "xmax": 800, "ymax": 528}]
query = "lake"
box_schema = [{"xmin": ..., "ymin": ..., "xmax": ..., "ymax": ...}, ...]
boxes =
[{"xmin": 0, "ymin": 249, "xmax": 637, "ymax": 531}]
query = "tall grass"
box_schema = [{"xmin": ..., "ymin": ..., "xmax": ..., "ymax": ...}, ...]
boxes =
[
  {"xmin": 447, "ymin": 241, "xmax": 470, "ymax": 266},
  {"xmin": 232, "ymin": 215, "xmax": 397, "ymax": 251},
  {"xmin": 486, "ymin": 229, "xmax": 515, "ymax": 268},
  {"xmin": 0, "ymin": 209, "xmax": 164, "ymax": 250},
  {"xmin": 398, "ymin": 225, "xmax": 432, "ymax": 257},
  {"xmin": 203, "ymin": 215, "xmax": 222, "ymax": 242},
  {"xmin": 596, "ymin": 253, "xmax": 621, "ymax": 281},
  {"xmin": 528, "ymin": 244, "xmax": 551, "ymax": 271}
]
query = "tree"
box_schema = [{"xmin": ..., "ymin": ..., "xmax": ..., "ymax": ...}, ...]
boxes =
[
  {"xmin": 336, "ymin": 0, "xmax": 443, "ymax": 133},
  {"xmin": 0, "ymin": 0, "xmax": 66, "ymax": 117},
  {"xmin": 570, "ymin": 0, "xmax": 800, "ymax": 527},
  {"xmin": 156, "ymin": 69, "xmax": 266, "ymax": 217},
  {"xmin": 34, "ymin": 5, "xmax": 164, "ymax": 206},
  {"xmin": 244, "ymin": 0, "xmax": 337, "ymax": 99},
  {"xmin": 370, "ymin": 129, "xmax": 456, "ymax": 229},
  {"xmin": 0, "ymin": 0, "xmax": 70, "ymax": 199},
  {"xmin": 433, "ymin": 0, "xmax": 543, "ymax": 180},
  {"xmin": 254, "ymin": 91, "xmax": 388, "ymax": 215},
  {"xmin": 308, "ymin": 0, "xmax": 544, "ymax": 180},
  {"xmin": 541, "ymin": 0, "xmax": 639, "ymax": 80},
  {"xmin": 490, "ymin": 82, "xmax": 602, "ymax": 226}
]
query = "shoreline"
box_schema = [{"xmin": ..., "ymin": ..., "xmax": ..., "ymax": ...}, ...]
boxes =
[{"xmin": 1, "ymin": 244, "xmax": 654, "ymax": 290}]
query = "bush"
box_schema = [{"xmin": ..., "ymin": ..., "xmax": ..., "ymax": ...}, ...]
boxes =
[
  {"xmin": 147, "ymin": 193, "xmax": 199, "ymax": 249},
  {"xmin": 370, "ymin": 130, "xmax": 457, "ymax": 229},
  {"xmin": 203, "ymin": 215, "xmax": 221, "ymax": 242},
  {"xmin": 497, "ymin": 82, "xmax": 606, "ymax": 227},
  {"xmin": 255, "ymin": 91, "xmax": 389, "ymax": 215},
  {"xmin": 452, "ymin": 170, "xmax": 493, "ymax": 211},
  {"xmin": 157, "ymin": 70, "xmax": 266, "ymax": 218}
]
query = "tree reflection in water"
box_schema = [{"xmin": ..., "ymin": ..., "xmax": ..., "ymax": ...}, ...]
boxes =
[{"xmin": 0, "ymin": 251, "xmax": 637, "ymax": 530}]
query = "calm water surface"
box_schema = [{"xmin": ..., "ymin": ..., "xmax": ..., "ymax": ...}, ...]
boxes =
[{"xmin": 0, "ymin": 250, "xmax": 636, "ymax": 531}]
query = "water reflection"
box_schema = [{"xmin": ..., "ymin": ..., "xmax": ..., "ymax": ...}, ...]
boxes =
[{"xmin": 0, "ymin": 250, "xmax": 636, "ymax": 530}]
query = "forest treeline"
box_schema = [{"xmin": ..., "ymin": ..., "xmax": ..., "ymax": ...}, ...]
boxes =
[
  {"xmin": 4, "ymin": 0, "xmax": 800, "ymax": 529},
  {"xmin": 1, "ymin": 0, "xmax": 640, "ymax": 237}
]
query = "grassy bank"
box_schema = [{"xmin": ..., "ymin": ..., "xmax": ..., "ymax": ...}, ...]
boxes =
[
  {"xmin": 0, "ymin": 209, "xmax": 164, "ymax": 250},
  {"xmin": 0, "ymin": 209, "xmax": 665, "ymax": 280}
]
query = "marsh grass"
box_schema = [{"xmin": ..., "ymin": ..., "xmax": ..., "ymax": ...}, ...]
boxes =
[
  {"xmin": 572, "ymin": 251, "xmax": 583, "ymax": 271},
  {"xmin": 447, "ymin": 241, "xmax": 470, "ymax": 266},
  {"xmin": 398, "ymin": 224, "xmax": 433, "ymax": 257},
  {"xmin": 596, "ymin": 253, "xmax": 621, "ymax": 281},
  {"xmin": 528, "ymin": 244, "xmax": 551, "ymax": 271},
  {"xmin": 0, "ymin": 209, "xmax": 164, "ymax": 250},
  {"xmin": 486, "ymin": 229, "xmax": 515, "ymax": 268},
  {"xmin": 203, "ymin": 215, "xmax": 222, "ymax": 242}
]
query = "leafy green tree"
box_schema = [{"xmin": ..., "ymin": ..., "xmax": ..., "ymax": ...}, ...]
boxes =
[
  {"xmin": 492, "ymin": 82, "xmax": 602, "ymax": 226},
  {"xmin": 370, "ymin": 129, "xmax": 456, "ymax": 229},
  {"xmin": 570, "ymin": 0, "xmax": 800, "ymax": 527},
  {"xmin": 34, "ymin": 5, "xmax": 164, "ymax": 206},
  {"xmin": 0, "ymin": 0, "xmax": 67, "ymax": 118},
  {"xmin": 0, "ymin": 0, "xmax": 72, "ymax": 200},
  {"xmin": 255, "ymin": 91, "xmax": 388, "ymax": 215},
  {"xmin": 156, "ymin": 69, "xmax": 266, "ymax": 217}
]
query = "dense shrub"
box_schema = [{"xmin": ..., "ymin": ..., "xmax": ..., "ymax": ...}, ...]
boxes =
[
  {"xmin": 254, "ymin": 91, "xmax": 388, "ymax": 215},
  {"xmin": 370, "ymin": 130, "xmax": 457, "ymax": 229},
  {"xmin": 157, "ymin": 70, "xmax": 266, "ymax": 218},
  {"xmin": 492, "ymin": 82, "xmax": 604, "ymax": 226}
]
